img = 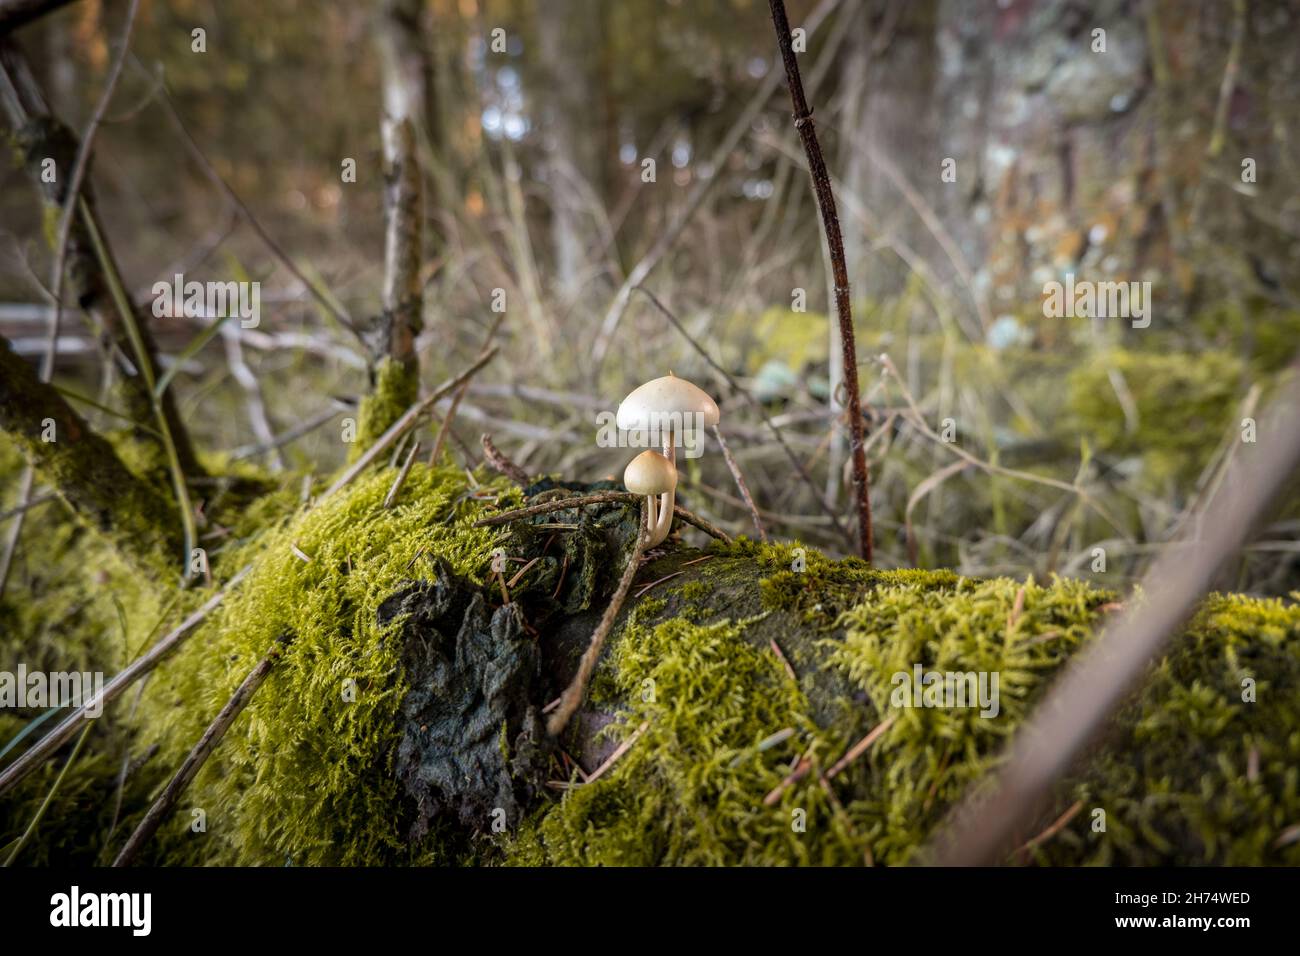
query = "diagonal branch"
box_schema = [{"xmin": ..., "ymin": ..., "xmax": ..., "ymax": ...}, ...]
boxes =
[
  {"xmin": 926, "ymin": 358, "xmax": 1300, "ymax": 866},
  {"xmin": 0, "ymin": 335, "xmax": 180, "ymax": 570},
  {"xmin": 0, "ymin": 34, "xmax": 203, "ymax": 483}
]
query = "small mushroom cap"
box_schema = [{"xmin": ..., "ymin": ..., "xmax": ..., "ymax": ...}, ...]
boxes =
[
  {"xmin": 623, "ymin": 450, "xmax": 677, "ymax": 495},
  {"xmin": 616, "ymin": 373, "xmax": 720, "ymax": 432}
]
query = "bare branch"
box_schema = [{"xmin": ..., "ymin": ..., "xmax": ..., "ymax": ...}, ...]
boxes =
[{"xmin": 766, "ymin": 0, "xmax": 873, "ymax": 562}]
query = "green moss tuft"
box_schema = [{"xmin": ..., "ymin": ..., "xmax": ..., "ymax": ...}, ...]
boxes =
[
  {"xmin": 352, "ymin": 358, "xmax": 418, "ymax": 458},
  {"xmin": 1068, "ymin": 349, "xmax": 1243, "ymax": 482}
]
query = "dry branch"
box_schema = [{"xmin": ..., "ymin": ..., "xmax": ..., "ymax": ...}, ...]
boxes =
[
  {"xmin": 320, "ymin": 346, "xmax": 499, "ymax": 502},
  {"xmin": 767, "ymin": 0, "xmax": 873, "ymax": 562},
  {"xmin": 481, "ymin": 433, "xmax": 530, "ymax": 485},
  {"xmin": 113, "ymin": 635, "xmax": 290, "ymax": 867},
  {"xmin": 0, "ymin": 565, "xmax": 252, "ymax": 799}
]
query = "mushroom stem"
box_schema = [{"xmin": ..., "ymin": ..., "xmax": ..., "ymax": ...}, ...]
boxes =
[
  {"xmin": 649, "ymin": 489, "xmax": 674, "ymax": 546},
  {"xmin": 644, "ymin": 493, "xmax": 657, "ymax": 537},
  {"xmin": 648, "ymin": 424, "xmax": 676, "ymax": 546}
]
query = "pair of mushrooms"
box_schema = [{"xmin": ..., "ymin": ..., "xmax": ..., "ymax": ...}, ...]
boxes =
[{"xmin": 618, "ymin": 374, "xmax": 719, "ymax": 547}]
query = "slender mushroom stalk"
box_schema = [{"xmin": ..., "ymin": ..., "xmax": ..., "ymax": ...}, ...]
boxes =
[
  {"xmin": 616, "ymin": 373, "xmax": 720, "ymax": 548},
  {"xmin": 623, "ymin": 450, "xmax": 677, "ymax": 547}
]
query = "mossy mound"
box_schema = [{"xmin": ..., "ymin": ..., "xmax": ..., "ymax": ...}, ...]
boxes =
[
  {"xmin": 507, "ymin": 544, "xmax": 1300, "ymax": 865},
  {"xmin": 3, "ymin": 463, "xmax": 1299, "ymax": 866},
  {"xmin": 1067, "ymin": 349, "xmax": 1244, "ymax": 483},
  {"xmin": 130, "ymin": 464, "xmax": 518, "ymax": 865}
]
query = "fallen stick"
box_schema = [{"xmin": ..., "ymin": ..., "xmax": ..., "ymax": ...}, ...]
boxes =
[
  {"xmin": 547, "ymin": 509, "xmax": 649, "ymax": 737},
  {"xmin": 0, "ymin": 565, "xmax": 252, "ymax": 798},
  {"xmin": 113, "ymin": 635, "xmax": 290, "ymax": 867},
  {"xmin": 480, "ymin": 433, "xmax": 530, "ymax": 485},
  {"xmin": 713, "ymin": 424, "xmax": 767, "ymax": 541}
]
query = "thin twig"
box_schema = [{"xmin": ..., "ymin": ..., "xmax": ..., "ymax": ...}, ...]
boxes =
[
  {"xmin": 113, "ymin": 635, "xmax": 290, "ymax": 867},
  {"xmin": 763, "ymin": 752, "xmax": 813, "ymax": 806},
  {"xmin": 3, "ymin": 721, "xmax": 93, "ymax": 866},
  {"xmin": 879, "ymin": 353, "xmax": 1130, "ymax": 538},
  {"xmin": 769, "ymin": 639, "xmax": 797, "ymax": 683},
  {"xmin": 0, "ymin": 565, "xmax": 252, "ymax": 798},
  {"xmin": 825, "ymin": 715, "xmax": 895, "ymax": 780},
  {"xmin": 547, "ymin": 506, "xmax": 650, "ymax": 737},
  {"xmin": 1014, "ymin": 799, "xmax": 1084, "ymax": 857},
  {"xmin": 712, "ymin": 424, "xmax": 767, "ymax": 541},
  {"xmin": 547, "ymin": 720, "xmax": 649, "ymax": 790},
  {"xmin": 767, "ymin": 0, "xmax": 873, "ymax": 562},
  {"xmin": 383, "ymin": 440, "xmax": 421, "ymax": 509},
  {"xmin": 0, "ymin": 489, "xmax": 55, "ymax": 523},
  {"xmin": 431, "ymin": 314, "xmax": 505, "ymax": 466},
  {"xmin": 633, "ymin": 569, "xmax": 684, "ymax": 599},
  {"xmin": 480, "ymin": 432, "xmax": 530, "ymax": 485}
]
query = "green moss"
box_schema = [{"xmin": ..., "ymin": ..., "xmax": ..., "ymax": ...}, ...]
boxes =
[
  {"xmin": 1032, "ymin": 593, "xmax": 1300, "ymax": 865},
  {"xmin": 130, "ymin": 462, "xmax": 514, "ymax": 865},
  {"xmin": 352, "ymin": 358, "xmax": 418, "ymax": 459},
  {"xmin": 5, "ymin": 446, "xmax": 1299, "ymax": 867},
  {"xmin": 1067, "ymin": 349, "xmax": 1243, "ymax": 482},
  {"xmin": 502, "ymin": 556, "xmax": 1300, "ymax": 866}
]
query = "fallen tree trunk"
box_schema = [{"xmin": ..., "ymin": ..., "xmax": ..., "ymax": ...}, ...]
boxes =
[{"xmin": 4, "ymin": 464, "xmax": 1297, "ymax": 867}]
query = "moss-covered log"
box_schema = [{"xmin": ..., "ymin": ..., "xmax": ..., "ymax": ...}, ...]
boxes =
[
  {"xmin": 0, "ymin": 337, "xmax": 180, "ymax": 570},
  {"xmin": 3, "ymin": 101, "xmax": 203, "ymax": 484},
  {"xmin": 2, "ymin": 465, "xmax": 1297, "ymax": 866}
]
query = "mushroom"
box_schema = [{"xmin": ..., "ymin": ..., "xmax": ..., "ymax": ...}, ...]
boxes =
[
  {"xmin": 623, "ymin": 450, "xmax": 677, "ymax": 547},
  {"xmin": 616, "ymin": 373, "xmax": 719, "ymax": 547}
]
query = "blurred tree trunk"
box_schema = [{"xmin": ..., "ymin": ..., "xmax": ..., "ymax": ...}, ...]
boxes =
[
  {"xmin": 536, "ymin": 0, "xmax": 607, "ymax": 300},
  {"xmin": 841, "ymin": 0, "xmax": 942, "ymax": 302},
  {"xmin": 376, "ymin": 0, "xmax": 439, "ymax": 163},
  {"xmin": 837, "ymin": 0, "xmax": 1294, "ymax": 343}
]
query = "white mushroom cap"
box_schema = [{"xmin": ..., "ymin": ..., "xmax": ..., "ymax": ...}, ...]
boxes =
[
  {"xmin": 615, "ymin": 373, "xmax": 720, "ymax": 432},
  {"xmin": 623, "ymin": 450, "xmax": 677, "ymax": 496}
]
